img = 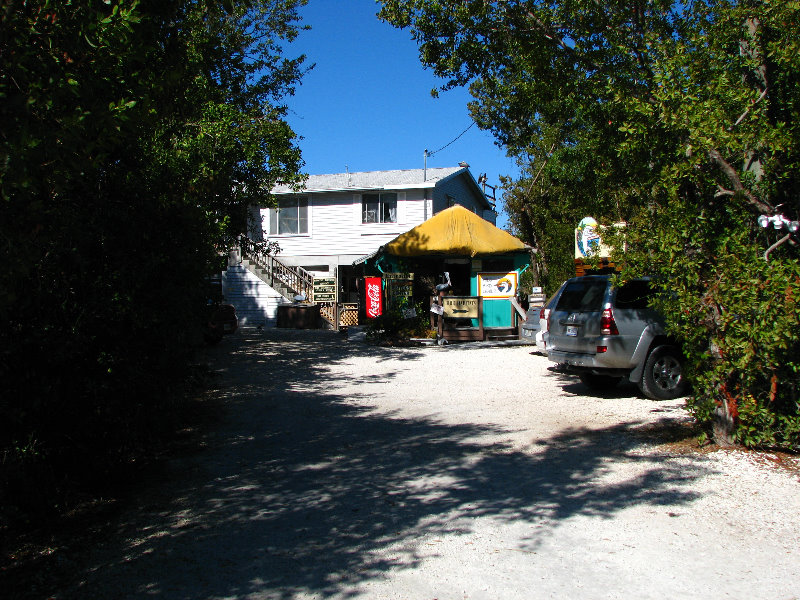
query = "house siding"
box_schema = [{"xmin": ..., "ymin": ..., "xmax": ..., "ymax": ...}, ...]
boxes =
[
  {"xmin": 222, "ymin": 265, "xmax": 289, "ymax": 327},
  {"xmin": 260, "ymin": 189, "xmax": 430, "ymax": 268},
  {"xmin": 432, "ymin": 175, "xmax": 486, "ymax": 217}
]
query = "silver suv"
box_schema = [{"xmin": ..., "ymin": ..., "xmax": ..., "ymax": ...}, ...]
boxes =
[{"xmin": 546, "ymin": 275, "xmax": 687, "ymax": 400}]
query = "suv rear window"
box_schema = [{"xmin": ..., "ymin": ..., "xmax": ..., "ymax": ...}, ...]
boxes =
[
  {"xmin": 555, "ymin": 279, "xmax": 606, "ymax": 312},
  {"xmin": 614, "ymin": 280, "xmax": 654, "ymax": 310}
]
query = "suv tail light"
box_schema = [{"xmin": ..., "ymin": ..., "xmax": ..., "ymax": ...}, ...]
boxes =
[
  {"xmin": 600, "ymin": 308, "xmax": 619, "ymax": 335},
  {"xmin": 539, "ymin": 306, "xmax": 546, "ymax": 320}
]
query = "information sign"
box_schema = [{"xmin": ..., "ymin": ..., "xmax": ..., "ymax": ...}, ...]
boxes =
[
  {"xmin": 442, "ymin": 297, "xmax": 479, "ymax": 319},
  {"xmin": 313, "ymin": 277, "xmax": 337, "ymax": 303},
  {"xmin": 384, "ymin": 272, "xmax": 414, "ymax": 309},
  {"xmin": 477, "ymin": 272, "xmax": 518, "ymax": 298}
]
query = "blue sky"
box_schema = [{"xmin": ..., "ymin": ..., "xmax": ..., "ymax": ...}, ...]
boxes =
[{"xmin": 284, "ymin": 0, "xmax": 519, "ymax": 227}]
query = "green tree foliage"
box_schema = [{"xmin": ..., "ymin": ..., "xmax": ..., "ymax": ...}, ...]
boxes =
[
  {"xmin": 0, "ymin": 0, "xmax": 308, "ymax": 511},
  {"xmin": 379, "ymin": 0, "xmax": 800, "ymax": 448}
]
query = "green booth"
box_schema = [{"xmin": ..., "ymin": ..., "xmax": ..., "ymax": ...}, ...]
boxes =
[{"xmin": 357, "ymin": 205, "xmax": 532, "ymax": 341}]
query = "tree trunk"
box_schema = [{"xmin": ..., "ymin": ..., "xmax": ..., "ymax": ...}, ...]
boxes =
[{"xmin": 712, "ymin": 404, "xmax": 736, "ymax": 446}]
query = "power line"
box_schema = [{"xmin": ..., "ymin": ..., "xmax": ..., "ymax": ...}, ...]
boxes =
[{"xmin": 426, "ymin": 122, "xmax": 475, "ymax": 157}]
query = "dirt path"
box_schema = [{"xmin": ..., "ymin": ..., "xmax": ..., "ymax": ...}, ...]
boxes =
[{"xmin": 29, "ymin": 329, "xmax": 800, "ymax": 599}]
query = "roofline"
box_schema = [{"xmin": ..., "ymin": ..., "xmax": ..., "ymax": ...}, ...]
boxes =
[
  {"xmin": 272, "ymin": 182, "xmax": 439, "ymax": 195},
  {"xmin": 272, "ymin": 167, "xmax": 497, "ymax": 207}
]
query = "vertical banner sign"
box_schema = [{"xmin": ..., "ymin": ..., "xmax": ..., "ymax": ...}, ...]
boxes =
[{"xmin": 364, "ymin": 277, "xmax": 383, "ymax": 319}]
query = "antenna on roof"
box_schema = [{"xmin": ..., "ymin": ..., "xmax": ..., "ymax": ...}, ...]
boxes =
[{"xmin": 423, "ymin": 150, "xmax": 428, "ymax": 182}]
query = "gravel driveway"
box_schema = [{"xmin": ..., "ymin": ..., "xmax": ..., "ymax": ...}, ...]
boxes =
[{"xmin": 51, "ymin": 329, "xmax": 800, "ymax": 599}]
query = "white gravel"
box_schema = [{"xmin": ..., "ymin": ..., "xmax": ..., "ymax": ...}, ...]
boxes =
[{"xmin": 56, "ymin": 329, "xmax": 800, "ymax": 600}]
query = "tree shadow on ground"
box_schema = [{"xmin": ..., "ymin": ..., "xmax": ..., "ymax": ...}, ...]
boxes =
[{"xmin": 29, "ymin": 329, "xmax": 707, "ymax": 599}]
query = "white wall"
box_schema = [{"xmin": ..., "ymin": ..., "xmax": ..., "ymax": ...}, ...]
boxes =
[
  {"xmin": 259, "ymin": 189, "xmax": 430, "ymax": 265},
  {"xmin": 222, "ymin": 265, "xmax": 289, "ymax": 327}
]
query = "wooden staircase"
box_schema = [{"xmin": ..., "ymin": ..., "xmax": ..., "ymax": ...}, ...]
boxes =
[
  {"xmin": 234, "ymin": 237, "xmax": 352, "ymax": 330},
  {"xmin": 237, "ymin": 236, "xmax": 313, "ymax": 302}
]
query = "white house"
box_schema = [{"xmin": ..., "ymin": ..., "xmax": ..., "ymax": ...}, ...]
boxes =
[
  {"xmin": 226, "ymin": 166, "xmax": 497, "ymax": 325},
  {"xmin": 251, "ymin": 166, "xmax": 495, "ymax": 300}
]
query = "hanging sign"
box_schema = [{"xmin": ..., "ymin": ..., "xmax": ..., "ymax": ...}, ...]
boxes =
[
  {"xmin": 442, "ymin": 297, "xmax": 479, "ymax": 319},
  {"xmin": 478, "ymin": 272, "xmax": 518, "ymax": 299},
  {"xmin": 574, "ymin": 216, "xmax": 627, "ymax": 259},
  {"xmin": 575, "ymin": 216, "xmax": 602, "ymax": 258},
  {"xmin": 364, "ymin": 276, "xmax": 383, "ymax": 318}
]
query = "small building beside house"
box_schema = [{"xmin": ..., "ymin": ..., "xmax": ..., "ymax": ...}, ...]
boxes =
[{"xmin": 356, "ymin": 205, "xmax": 532, "ymax": 341}]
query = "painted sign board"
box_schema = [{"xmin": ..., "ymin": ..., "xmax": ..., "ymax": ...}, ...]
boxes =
[
  {"xmin": 313, "ymin": 277, "xmax": 337, "ymax": 303},
  {"xmin": 478, "ymin": 272, "xmax": 518, "ymax": 298},
  {"xmin": 575, "ymin": 216, "xmax": 602, "ymax": 258},
  {"xmin": 442, "ymin": 297, "xmax": 479, "ymax": 319},
  {"xmin": 574, "ymin": 216, "xmax": 626, "ymax": 259},
  {"xmin": 384, "ymin": 272, "xmax": 414, "ymax": 309}
]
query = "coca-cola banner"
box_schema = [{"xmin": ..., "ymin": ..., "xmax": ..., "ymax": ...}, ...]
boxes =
[{"xmin": 364, "ymin": 277, "xmax": 383, "ymax": 319}]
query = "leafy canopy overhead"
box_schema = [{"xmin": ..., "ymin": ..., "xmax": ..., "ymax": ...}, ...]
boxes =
[
  {"xmin": 0, "ymin": 0, "xmax": 310, "ymax": 509},
  {"xmin": 380, "ymin": 0, "xmax": 800, "ymax": 448}
]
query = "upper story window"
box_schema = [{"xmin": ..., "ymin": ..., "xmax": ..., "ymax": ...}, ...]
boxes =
[
  {"xmin": 362, "ymin": 192, "xmax": 397, "ymax": 224},
  {"xmin": 269, "ymin": 197, "xmax": 308, "ymax": 235}
]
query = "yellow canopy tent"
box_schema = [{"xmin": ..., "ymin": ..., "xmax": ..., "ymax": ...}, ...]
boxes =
[{"xmin": 383, "ymin": 205, "xmax": 528, "ymax": 257}]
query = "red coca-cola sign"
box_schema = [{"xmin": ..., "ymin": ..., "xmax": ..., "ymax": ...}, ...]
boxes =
[{"xmin": 364, "ymin": 277, "xmax": 383, "ymax": 319}]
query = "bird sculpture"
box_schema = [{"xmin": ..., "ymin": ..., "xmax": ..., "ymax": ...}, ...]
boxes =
[{"xmin": 435, "ymin": 271, "xmax": 452, "ymax": 293}]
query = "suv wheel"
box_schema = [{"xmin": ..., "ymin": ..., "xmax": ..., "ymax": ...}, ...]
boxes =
[
  {"xmin": 639, "ymin": 345, "xmax": 687, "ymax": 400},
  {"xmin": 579, "ymin": 373, "xmax": 622, "ymax": 390}
]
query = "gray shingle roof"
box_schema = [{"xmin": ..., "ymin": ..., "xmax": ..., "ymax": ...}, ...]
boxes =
[{"xmin": 271, "ymin": 167, "xmax": 465, "ymax": 194}]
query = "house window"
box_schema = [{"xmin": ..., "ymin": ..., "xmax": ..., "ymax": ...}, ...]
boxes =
[
  {"xmin": 269, "ymin": 197, "xmax": 308, "ymax": 235},
  {"xmin": 447, "ymin": 195, "xmax": 457, "ymax": 208},
  {"xmin": 362, "ymin": 192, "xmax": 397, "ymax": 224}
]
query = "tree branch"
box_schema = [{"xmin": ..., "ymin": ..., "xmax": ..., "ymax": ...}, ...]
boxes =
[
  {"xmin": 730, "ymin": 86, "xmax": 768, "ymax": 130},
  {"xmin": 526, "ymin": 142, "xmax": 557, "ymax": 194},
  {"xmin": 714, "ymin": 186, "xmax": 735, "ymax": 198},
  {"xmin": 707, "ymin": 148, "xmax": 774, "ymax": 213},
  {"xmin": 523, "ymin": 11, "xmax": 603, "ymax": 74}
]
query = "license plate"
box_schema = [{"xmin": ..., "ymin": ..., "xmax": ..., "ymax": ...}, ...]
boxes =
[{"xmin": 566, "ymin": 325, "xmax": 578, "ymax": 337}]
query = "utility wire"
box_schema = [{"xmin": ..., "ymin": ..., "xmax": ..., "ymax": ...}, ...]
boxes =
[{"xmin": 427, "ymin": 122, "xmax": 475, "ymax": 156}]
